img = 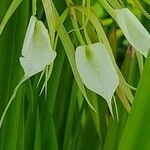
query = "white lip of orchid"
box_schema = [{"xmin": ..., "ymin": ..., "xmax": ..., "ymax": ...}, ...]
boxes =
[
  {"xmin": 0, "ymin": 16, "xmax": 57, "ymax": 128},
  {"xmin": 19, "ymin": 16, "xmax": 56, "ymax": 79},
  {"xmin": 115, "ymin": 8, "xmax": 150, "ymax": 57},
  {"xmin": 75, "ymin": 42, "xmax": 119, "ymax": 115}
]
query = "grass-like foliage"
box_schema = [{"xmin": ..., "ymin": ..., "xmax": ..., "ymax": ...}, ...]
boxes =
[{"xmin": 0, "ymin": 0, "xmax": 150, "ymax": 149}]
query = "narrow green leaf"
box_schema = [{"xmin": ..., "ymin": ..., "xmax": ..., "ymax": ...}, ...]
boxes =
[
  {"xmin": 132, "ymin": 0, "xmax": 150, "ymax": 19},
  {"xmin": 0, "ymin": 0, "xmax": 23, "ymax": 34},
  {"xmin": 144, "ymin": 0, "xmax": 150, "ymax": 5},
  {"xmin": 119, "ymin": 51, "xmax": 150, "ymax": 150},
  {"xmin": 0, "ymin": 0, "xmax": 29, "ymax": 149},
  {"xmin": 24, "ymin": 108, "xmax": 36, "ymax": 150},
  {"xmin": 16, "ymin": 98, "xmax": 25, "ymax": 150},
  {"xmin": 62, "ymin": 80, "xmax": 78, "ymax": 150},
  {"xmin": 34, "ymin": 108, "xmax": 41, "ymax": 150},
  {"xmin": 0, "ymin": 76, "xmax": 25, "ymax": 127},
  {"xmin": 42, "ymin": 114, "xmax": 58, "ymax": 150}
]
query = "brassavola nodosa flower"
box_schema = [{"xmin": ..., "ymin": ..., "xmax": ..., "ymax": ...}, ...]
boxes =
[
  {"xmin": 75, "ymin": 43, "xmax": 119, "ymax": 115},
  {"xmin": 0, "ymin": 16, "xmax": 56, "ymax": 127},
  {"xmin": 115, "ymin": 8, "xmax": 150, "ymax": 57},
  {"xmin": 20, "ymin": 16, "xmax": 56, "ymax": 79}
]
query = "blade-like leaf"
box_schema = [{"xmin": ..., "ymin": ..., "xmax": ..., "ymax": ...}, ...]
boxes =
[
  {"xmin": 75, "ymin": 42, "xmax": 119, "ymax": 113},
  {"xmin": 0, "ymin": 0, "xmax": 28, "ymax": 148},
  {"xmin": 119, "ymin": 51, "xmax": 150, "ymax": 150},
  {"xmin": 0, "ymin": 0, "xmax": 23, "ymax": 34}
]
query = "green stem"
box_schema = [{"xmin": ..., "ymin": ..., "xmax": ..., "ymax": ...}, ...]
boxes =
[
  {"xmin": 69, "ymin": 7, "xmax": 85, "ymax": 45},
  {"xmin": 99, "ymin": 0, "xmax": 116, "ymax": 20},
  {"xmin": 136, "ymin": 51, "xmax": 144, "ymax": 75},
  {"xmin": 82, "ymin": 0, "xmax": 92, "ymax": 45},
  {"xmin": 118, "ymin": 0, "xmax": 125, "ymax": 7},
  {"xmin": 107, "ymin": 0, "xmax": 122, "ymax": 9},
  {"xmin": 0, "ymin": 76, "xmax": 26, "ymax": 127},
  {"xmin": 32, "ymin": 0, "xmax": 37, "ymax": 16},
  {"xmin": 132, "ymin": 0, "xmax": 150, "ymax": 19},
  {"xmin": 42, "ymin": 0, "xmax": 56, "ymax": 47}
]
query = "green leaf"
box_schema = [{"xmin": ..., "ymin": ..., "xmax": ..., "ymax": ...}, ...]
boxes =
[
  {"xmin": 75, "ymin": 42, "xmax": 119, "ymax": 114},
  {"xmin": 116, "ymin": 8, "xmax": 150, "ymax": 57},
  {"xmin": 144, "ymin": 0, "xmax": 150, "ymax": 5},
  {"xmin": 20, "ymin": 16, "xmax": 56, "ymax": 79},
  {"xmin": 0, "ymin": 0, "xmax": 29, "ymax": 148},
  {"xmin": 119, "ymin": 51, "xmax": 150, "ymax": 150},
  {"xmin": 0, "ymin": 0, "xmax": 23, "ymax": 34},
  {"xmin": 34, "ymin": 108, "xmax": 41, "ymax": 150},
  {"xmin": 132, "ymin": 0, "xmax": 150, "ymax": 19}
]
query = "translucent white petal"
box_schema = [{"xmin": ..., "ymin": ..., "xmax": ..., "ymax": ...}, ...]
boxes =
[
  {"xmin": 75, "ymin": 43, "xmax": 119, "ymax": 112},
  {"xmin": 116, "ymin": 8, "xmax": 150, "ymax": 57},
  {"xmin": 20, "ymin": 16, "xmax": 56, "ymax": 79}
]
